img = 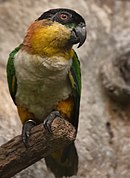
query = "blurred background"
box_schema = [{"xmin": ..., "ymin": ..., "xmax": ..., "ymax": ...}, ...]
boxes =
[{"xmin": 0, "ymin": 0, "xmax": 130, "ymax": 178}]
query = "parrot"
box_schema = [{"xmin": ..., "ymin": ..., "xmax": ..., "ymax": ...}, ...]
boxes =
[{"xmin": 6, "ymin": 8, "xmax": 86, "ymax": 178}]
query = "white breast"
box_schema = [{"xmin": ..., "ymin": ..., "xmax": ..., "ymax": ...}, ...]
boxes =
[{"xmin": 14, "ymin": 50, "xmax": 72, "ymax": 120}]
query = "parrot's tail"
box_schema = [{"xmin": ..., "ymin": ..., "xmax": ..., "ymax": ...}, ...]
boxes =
[{"xmin": 45, "ymin": 143, "xmax": 78, "ymax": 178}]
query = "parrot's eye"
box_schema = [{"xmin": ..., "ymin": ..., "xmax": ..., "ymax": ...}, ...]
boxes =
[
  {"xmin": 53, "ymin": 12, "xmax": 72, "ymax": 24},
  {"xmin": 59, "ymin": 13, "xmax": 69, "ymax": 21}
]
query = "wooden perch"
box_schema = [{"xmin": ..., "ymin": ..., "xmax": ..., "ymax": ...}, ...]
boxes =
[{"xmin": 0, "ymin": 118, "xmax": 76, "ymax": 178}]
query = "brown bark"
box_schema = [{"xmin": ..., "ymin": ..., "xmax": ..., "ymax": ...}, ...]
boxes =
[{"xmin": 0, "ymin": 118, "xmax": 76, "ymax": 178}]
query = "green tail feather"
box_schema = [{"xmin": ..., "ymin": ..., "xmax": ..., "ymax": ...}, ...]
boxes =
[{"xmin": 45, "ymin": 143, "xmax": 78, "ymax": 178}]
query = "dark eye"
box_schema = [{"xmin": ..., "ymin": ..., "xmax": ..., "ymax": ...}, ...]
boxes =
[{"xmin": 59, "ymin": 13, "xmax": 69, "ymax": 20}]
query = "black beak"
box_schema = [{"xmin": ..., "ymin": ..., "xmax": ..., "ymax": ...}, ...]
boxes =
[{"xmin": 70, "ymin": 24, "xmax": 86, "ymax": 48}]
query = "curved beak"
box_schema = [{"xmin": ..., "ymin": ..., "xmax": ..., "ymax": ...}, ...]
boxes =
[{"xmin": 70, "ymin": 24, "xmax": 87, "ymax": 48}]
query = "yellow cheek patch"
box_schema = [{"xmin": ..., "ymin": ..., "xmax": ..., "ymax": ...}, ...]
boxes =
[
  {"xmin": 30, "ymin": 22, "xmax": 71, "ymax": 57},
  {"xmin": 56, "ymin": 96, "xmax": 74, "ymax": 120}
]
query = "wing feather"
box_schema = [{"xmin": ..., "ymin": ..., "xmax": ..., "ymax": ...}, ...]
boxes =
[
  {"xmin": 6, "ymin": 44, "xmax": 22, "ymax": 104},
  {"xmin": 69, "ymin": 50, "xmax": 81, "ymax": 131}
]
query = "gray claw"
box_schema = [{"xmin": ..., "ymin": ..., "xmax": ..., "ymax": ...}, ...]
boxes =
[
  {"xmin": 43, "ymin": 111, "xmax": 61, "ymax": 133},
  {"xmin": 22, "ymin": 120, "xmax": 36, "ymax": 147}
]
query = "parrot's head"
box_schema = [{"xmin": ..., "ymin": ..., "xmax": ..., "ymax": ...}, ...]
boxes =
[{"xmin": 23, "ymin": 8, "xmax": 86, "ymax": 58}]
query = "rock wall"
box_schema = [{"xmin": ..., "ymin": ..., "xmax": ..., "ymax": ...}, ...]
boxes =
[{"xmin": 0, "ymin": 0, "xmax": 130, "ymax": 177}]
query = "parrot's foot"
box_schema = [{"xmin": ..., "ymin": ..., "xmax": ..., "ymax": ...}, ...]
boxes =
[
  {"xmin": 43, "ymin": 111, "xmax": 62, "ymax": 133},
  {"xmin": 22, "ymin": 120, "xmax": 36, "ymax": 146}
]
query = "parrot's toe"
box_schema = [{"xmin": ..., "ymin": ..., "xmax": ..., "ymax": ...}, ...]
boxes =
[
  {"xmin": 43, "ymin": 111, "xmax": 62, "ymax": 132},
  {"xmin": 22, "ymin": 120, "xmax": 36, "ymax": 147}
]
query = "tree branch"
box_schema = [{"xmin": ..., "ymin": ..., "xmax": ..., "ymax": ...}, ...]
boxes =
[{"xmin": 0, "ymin": 118, "xmax": 76, "ymax": 178}]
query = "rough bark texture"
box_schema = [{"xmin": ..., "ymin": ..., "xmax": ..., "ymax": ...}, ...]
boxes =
[
  {"xmin": 0, "ymin": 0, "xmax": 130, "ymax": 178},
  {"xmin": 0, "ymin": 118, "xmax": 76, "ymax": 178}
]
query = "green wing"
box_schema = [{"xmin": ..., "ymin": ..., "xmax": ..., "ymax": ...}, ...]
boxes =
[
  {"xmin": 6, "ymin": 44, "xmax": 22, "ymax": 104},
  {"xmin": 69, "ymin": 50, "xmax": 81, "ymax": 131}
]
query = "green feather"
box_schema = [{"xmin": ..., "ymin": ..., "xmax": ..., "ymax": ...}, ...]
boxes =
[
  {"xmin": 6, "ymin": 44, "xmax": 22, "ymax": 104},
  {"xmin": 69, "ymin": 50, "xmax": 81, "ymax": 131}
]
